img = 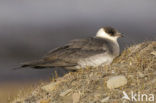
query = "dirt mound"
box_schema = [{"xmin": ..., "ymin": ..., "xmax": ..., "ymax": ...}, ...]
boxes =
[{"xmin": 13, "ymin": 41, "xmax": 156, "ymax": 103}]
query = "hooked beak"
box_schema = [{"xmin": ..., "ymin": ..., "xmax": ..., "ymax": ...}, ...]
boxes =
[{"xmin": 116, "ymin": 33, "xmax": 124, "ymax": 37}]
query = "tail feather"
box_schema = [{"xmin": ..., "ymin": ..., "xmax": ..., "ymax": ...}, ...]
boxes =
[
  {"xmin": 14, "ymin": 59, "xmax": 77, "ymax": 70},
  {"xmin": 20, "ymin": 59, "xmax": 47, "ymax": 68}
]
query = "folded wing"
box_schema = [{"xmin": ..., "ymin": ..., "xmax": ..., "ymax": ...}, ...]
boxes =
[{"xmin": 22, "ymin": 37, "xmax": 109, "ymax": 68}]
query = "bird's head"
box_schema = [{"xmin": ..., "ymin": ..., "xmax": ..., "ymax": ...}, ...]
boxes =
[{"xmin": 96, "ymin": 27, "xmax": 123, "ymax": 41}]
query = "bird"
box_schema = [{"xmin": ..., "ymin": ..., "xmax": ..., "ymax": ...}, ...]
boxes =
[{"xmin": 21, "ymin": 27, "xmax": 123, "ymax": 71}]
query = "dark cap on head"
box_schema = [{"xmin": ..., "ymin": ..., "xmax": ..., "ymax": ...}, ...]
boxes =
[
  {"xmin": 103, "ymin": 27, "xmax": 117, "ymax": 36},
  {"xmin": 103, "ymin": 26, "xmax": 123, "ymax": 37}
]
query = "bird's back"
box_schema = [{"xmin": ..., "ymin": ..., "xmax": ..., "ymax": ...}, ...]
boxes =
[{"xmin": 21, "ymin": 37, "xmax": 120, "ymax": 70}]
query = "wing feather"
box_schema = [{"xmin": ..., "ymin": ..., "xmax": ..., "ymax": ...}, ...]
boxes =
[{"xmin": 22, "ymin": 37, "xmax": 110, "ymax": 68}]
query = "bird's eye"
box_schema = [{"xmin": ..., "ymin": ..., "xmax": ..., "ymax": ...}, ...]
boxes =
[
  {"xmin": 105, "ymin": 27, "xmax": 116, "ymax": 36},
  {"xmin": 108, "ymin": 30, "xmax": 115, "ymax": 35}
]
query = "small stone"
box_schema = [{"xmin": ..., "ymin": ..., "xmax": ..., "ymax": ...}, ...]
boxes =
[
  {"xmin": 138, "ymin": 72, "xmax": 145, "ymax": 78},
  {"xmin": 94, "ymin": 93, "xmax": 101, "ymax": 100},
  {"xmin": 129, "ymin": 61, "xmax": 132, "ymax": 66},
  {"xmin": 101, "ymin": 97, "xmax": 110, "ymax": 103},
  {"xmin": 145, "ymin": 77, "xmax": 148, "ymax": 81},
  {"xmin": 147, "ymin": 78, "xmax": 156, "ymax": 85},
  {"xmin": 60, "ymin": 89, "xmax": 72, "ymax": 97},
  {"xmin": 41, "ymin": 82, "xmax": 58, "ymax": 92},
  {"xmin": 72, "ymin": 93, "xmax": 80, "ymax": 103},
  {"xmin": 151, "ymin": 51, "xmax": 156, "ymax": 56},
  {"xmin": 41, "ymin": 79, "xmax": 67, "ymax": 92},
  {"xmin": 111, "ymin": 70, "xmax": 115, "ymax": 74},
  {"xmin": 107, "ymin": 75, "xmax": 127, "ymax": 89},
  {"xmin": 89, "ymin": 72, "xmax": 94, "ymax": 77},
  {"xmin": 128, "ymin": 74, "xmax": 134, "ymax": 78}
]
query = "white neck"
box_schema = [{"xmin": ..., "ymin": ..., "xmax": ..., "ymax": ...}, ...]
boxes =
[{"xmin": 96, "ymin": 28, "xmax": 118, "ymax": 42}]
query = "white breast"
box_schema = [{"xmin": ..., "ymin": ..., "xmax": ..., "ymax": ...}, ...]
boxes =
[{"xmin": 77, "ymin": 53, "xmax": 114, "ymax": 69}]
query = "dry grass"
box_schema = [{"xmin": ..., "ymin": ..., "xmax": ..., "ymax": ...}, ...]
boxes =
[
  {"xmin": 0, "ymin": 82, "xmax": 37, "ymax": 103},
  {"xmin": 12, "ymin": 41, "xmax": 156, "ymax": 103}
]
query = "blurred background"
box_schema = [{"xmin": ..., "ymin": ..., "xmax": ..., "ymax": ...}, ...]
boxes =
[{"xmin": 0, "ymin": 0, "xmax": 156, "ymax": 85}]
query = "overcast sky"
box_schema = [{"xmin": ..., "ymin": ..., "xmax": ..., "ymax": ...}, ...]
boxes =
[{"xmin": 0, "ymin": 0, "xmax": 156, "ymax": 26}]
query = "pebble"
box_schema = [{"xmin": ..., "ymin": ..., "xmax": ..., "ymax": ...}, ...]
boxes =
[
  {"xmin": 151, "ymin": 51, "xmax": 156, "ymax": 56},
  {"xmin": 60, "ymin": 89, "xmax": 72, "ymax": 97},
  {"xmin": 72, "ymin": 93, "xmax": 80, "ymax": 103},
  {"xmin": 138, "ymin": 72, "xmax": 145, "ymax": 78},
  {"xmin": 107, "ymin": 75, "xmax": 127, "ymax": 89},
  {"xmin": 41, "ymin": 82, "xmax": 58, "ymax": 92},
  {"xmin": 101, "ymin": 97, "xmax": 110, "ymax": 103}
]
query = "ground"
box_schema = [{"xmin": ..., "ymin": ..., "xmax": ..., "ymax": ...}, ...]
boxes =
[{"xmin": 12, "ymin": 41, "xmax": 156, "ymax": 103}]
